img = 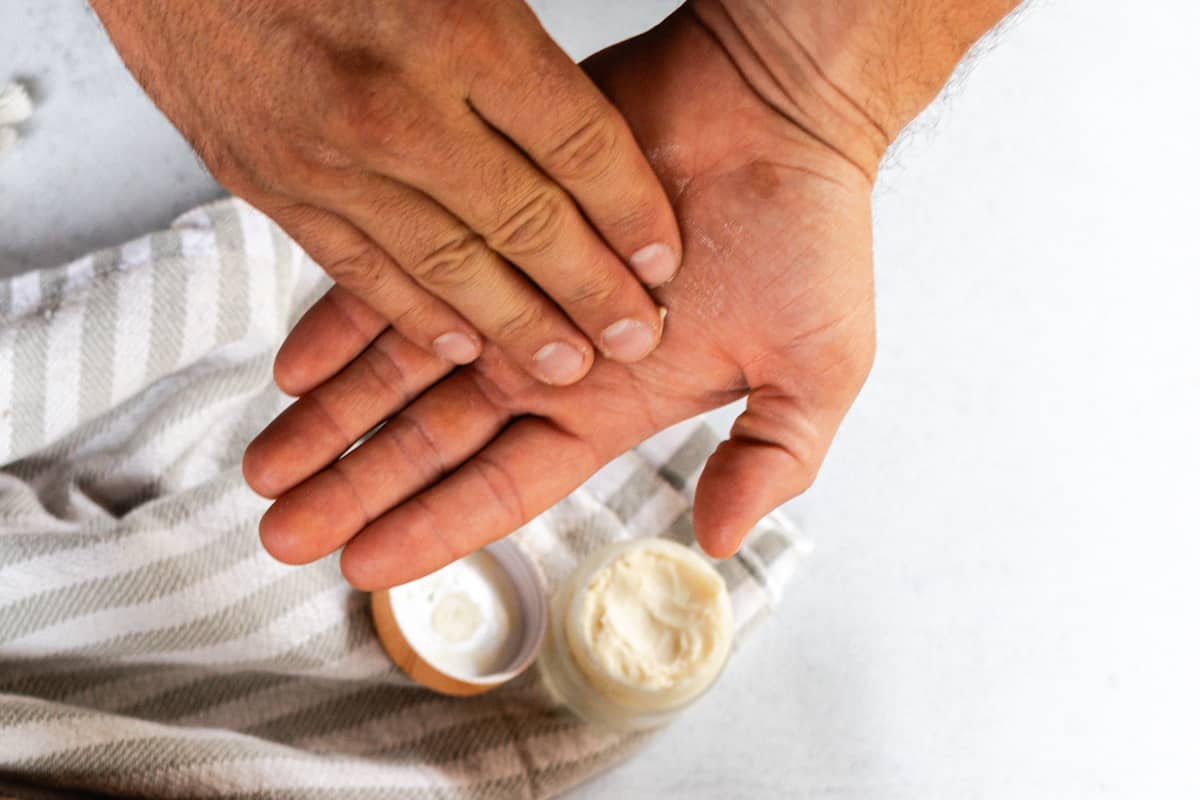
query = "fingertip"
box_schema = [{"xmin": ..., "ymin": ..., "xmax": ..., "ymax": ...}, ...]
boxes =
[
  {"xmin": 258, "ymin": 499, "xmax": 312, "ymax": 566},
  {"xmin": 274, "ymin": 326, "xmax": 340, "ymax": 397},
  {"xmin": 272, "ymin": 351, "xmax": 307, "ymax": 398},
  {"xmin": 693, "ymin": 438, "xmax": 812, "ymax": 560},
  {"xmin": 272, "ymin": 285, "xmax": 389, "ymax": 397},
  {"xmin": 630, "ymin": 242, "xmax": 681, "ymax": 287},
  {"xmin": 338, "ymin": 551, "xmax": 369, "ymax": 594},
  {"xmin": 242, "ymin": 439, "xmax": 285, "ymax": 500},
  {"xmin": 599, "ymin": 316, "xmax": 661, "ymax": 364},
  {"xmin": 431, "ymin": 330, "xmax": 483, "ymax": 366},
  {"xmin": 696, "ymin": 524, "xmax": 747, "ymax": 561},
  {"xmin": 532, "ymin": 341, "xmax": 593, "ymax": 385},
  {"xmin": 693, "ymin": 459, "xmax": 754, "ymax": 560},
  {"xmin": 694, "ymin": 512, "xmax": 755, "ymax": 561},
  {"xmin": 339, "ymin": 544, "xmax": 398, "ymax": 592}
]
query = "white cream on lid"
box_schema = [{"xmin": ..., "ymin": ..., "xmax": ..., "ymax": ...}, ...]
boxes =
[{"xmin": 389, "ymin": 549, "xmax": 523, "ymax": 679}]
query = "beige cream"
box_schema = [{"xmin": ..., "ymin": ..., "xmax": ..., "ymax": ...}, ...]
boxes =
[{"xmin": 561, "ymin": 539, "xmax": 733, "ymax": 716}]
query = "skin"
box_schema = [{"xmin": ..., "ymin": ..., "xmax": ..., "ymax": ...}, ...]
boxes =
[
  {"xmin": 88, "ymin": 0, "xmax": 683, "ymax": 386},
  {"xmin": 243, "ymin": 0, "xmax": 1021, "ymax": 589},
  {"xmin": 243, "ymin": 8, "xmax": 875, "ymax": 589}
]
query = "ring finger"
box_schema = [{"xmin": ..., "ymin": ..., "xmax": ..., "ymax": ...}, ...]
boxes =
[
  {"xmin": 349, "ymin": 112, "xmax": 668, "ymax": 371},
  {"xmin": 313, "ymin": 174, "xmax": 606, "ymax": 386}
]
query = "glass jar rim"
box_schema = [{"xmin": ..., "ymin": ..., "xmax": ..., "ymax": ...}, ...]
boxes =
[{"xmin": 553, "ymin": 537, "xmax": 734, "ymax": 718}]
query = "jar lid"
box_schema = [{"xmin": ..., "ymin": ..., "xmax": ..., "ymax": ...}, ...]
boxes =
[{"xmin": 370, "ymin": 538, "xmax": 549, "ymax": 696}]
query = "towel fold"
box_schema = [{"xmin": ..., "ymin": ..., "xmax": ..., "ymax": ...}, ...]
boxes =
[{"xmin": 0, "ymin": 198, "xmax": 805, "ymax": 799}]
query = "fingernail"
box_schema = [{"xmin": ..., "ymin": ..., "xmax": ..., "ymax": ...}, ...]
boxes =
[
  {"xmin": 630, "ymin": 242, "xmax": 679, "ymax": 286},
  {"xmin": 533, "ymin": 342, "xmax": 587, "ymax": 385},
  {"xmin": 433, "ymin": 332, "xmax": 480, "ymax": 365},
  {"xmin": 600, "ymin": 318, "xmax": 657, "ymax": 362}
]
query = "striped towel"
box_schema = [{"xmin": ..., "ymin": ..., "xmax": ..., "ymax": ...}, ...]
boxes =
[{"xmin": 0, "ymin": 198, "xmax": 806, "ymax": 799}]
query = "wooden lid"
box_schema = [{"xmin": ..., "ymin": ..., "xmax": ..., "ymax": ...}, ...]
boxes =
[{"xmin": 369, "ymin": 539, "xmax": 549, "ymax": 696}]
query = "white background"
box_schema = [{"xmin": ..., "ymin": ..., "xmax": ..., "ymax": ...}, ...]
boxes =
[{"xmin": 2, "ymin": 1, "xmax": 1198, "ymax": 797}]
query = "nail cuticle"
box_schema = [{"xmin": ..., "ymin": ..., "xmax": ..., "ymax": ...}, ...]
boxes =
[
  {"xmin": 433, "ymin": 331, "xmax": 481, "ymax": 365},
  {"xmin": 533, "ymin": 341, "xmax": 588, "ymax": 385},
  {"xmin": 630, "ymin": 242, "xmax": 679, "ymax": 287},
  {"xmin": 600, "ymin": 318, "xmax": 657, "ymax": 363}
]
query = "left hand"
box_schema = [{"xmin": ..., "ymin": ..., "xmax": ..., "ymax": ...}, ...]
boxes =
[{"xmin": 243, "ymin": 7, "xmax": 880, "ymax": 589}]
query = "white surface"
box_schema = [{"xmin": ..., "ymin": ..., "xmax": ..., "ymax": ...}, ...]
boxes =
[{"xmin": 2, "ymin": 1, "xmax": 1199, "ymax": 798}]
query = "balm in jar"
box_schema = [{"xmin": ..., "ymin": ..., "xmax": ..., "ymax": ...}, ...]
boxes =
[{"xmin": 538, "ymin": 537, "xmax": 734, "ymax": 730}]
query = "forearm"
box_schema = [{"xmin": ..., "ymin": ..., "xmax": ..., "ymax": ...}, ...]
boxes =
[{"xmin": 691, "ymin": 0, "xmax": 1023, "ymax": 176}]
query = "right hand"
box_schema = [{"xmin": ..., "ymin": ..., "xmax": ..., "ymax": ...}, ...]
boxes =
[{"xmin": 89, "ymin": 0, "xmax": 681, "ymax": 386}]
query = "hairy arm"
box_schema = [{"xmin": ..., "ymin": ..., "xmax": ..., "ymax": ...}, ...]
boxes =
[
  {"xmin": 87, "ymin": 0, "xmax": 684, "ymax": 388},
  {"xmin": 692, "ymin": 0, "xmax": 1024, "ymax": 177}
]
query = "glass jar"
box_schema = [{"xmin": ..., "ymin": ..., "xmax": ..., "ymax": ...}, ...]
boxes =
[{"xmin": 538, "ymin": 538, "xmax": 734, "ymax": 731}]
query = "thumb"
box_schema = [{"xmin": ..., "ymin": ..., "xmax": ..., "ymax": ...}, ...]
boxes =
[{"xmin": 693, "ymin": 387, "xmax": 835, "ymax": 559}]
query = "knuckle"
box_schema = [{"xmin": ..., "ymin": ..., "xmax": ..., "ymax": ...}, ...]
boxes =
[
  {"xmin": 784, "ymin": 422, "xmax": 821, "ymax": 496},
  {"xmin": 300, "ymin": 133, "xmax": 359, "ymax": 171},
  {"xmin": 280, "ymin": 149, "xmax": 361, "ymax": 199},
  {"xmin": 492, "ymin": 301, "xmax": 543, "ymax": 342},
  {"xmin": 327, "ymin": 78, "xmax": 421, "ymax": 156},
  {"xmin": 820, "ymin": 316, "xmax": 877, "ymax": 393},
  {"xmin": 322, "ymin": 244, "xmax": 391, "ymax": 297},
  {"xmin": 544, "ymin": 108, "xmax": 621, "ymax": 183},
  {"xmin": 269, "ymin": 201, "xmax": 324, "ymax": 234},
  {"xmin": 382, "ymin": 415, "xmax": 446, "ymax": 485},
  {"xmin": 336, "ymin": 94, "xmax": 394, "ymax": 152},
  {"xmin": 410, "ymin": 494, "xmax": 466, "ymax": 568},
  {"xmin": 379, "ymin": 293, "xmax": 425, "ymax": 329},
  {"xmin": 197, "ymin": 134, "xmax": 337, "ymax": 202},
  {"xmin": 485, "ymin": 188, "xmax": 567, "ymax": 257},
  {"xmin": 195, "ymin": 140, "xmax": 255, "ymax": 195},
  {"xmin": 562, "ymin": 268, "xmax": 623, "ymax": 308},
  {"xmin": 306, "ymin": 390, "xmax": 359, "ymax": 449},
  {"xmin": 783, "ymin": 442, "xmax": 820, "ymax": 496},
  {"xmin": 793, "ymin": 464, "xmax": 819, "ymax": 496},
  {"xmin": 468, "ymin": 368, "xmax": 521, "ymax": 414},
  {"xmin": 328, "ymin": 461, "xmax": 372, "ymax": 529},
  {"xmin": 357, "ymin": 340, "xmax": 406, "ymax": 393},
  {"xmin": 443, "ymin": 12, "xmax": 503, "ymax": 76},
  {"xmin": 466, "ymin": 454, "xmax": 525, "ymax": 529},
  {"xmin": 270, "ymin": 153, "xmax": 332, "ymax": 196},
  {"xmin": 607, "ymin": 194, "xmax": 661, "ymax": 235},
  {"xmin": 408, "ymin": 234, "xmax": 488, "ymax": 289}
]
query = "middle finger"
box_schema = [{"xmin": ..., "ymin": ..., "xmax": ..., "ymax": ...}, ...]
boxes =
[
  {"xmin": 323, "ymin": 174, "xmax": 600, "ymax": 386},
  {"xmin": 243, "ymin": 325, "xmax": 450, "ymax": 499},
  {"xmin": 350, "ymin": 110, "xmax": 668, "ymax": 366},
  {"xmin": 257, "ymin": 367, "xmax": 512, "ymax": 566}
]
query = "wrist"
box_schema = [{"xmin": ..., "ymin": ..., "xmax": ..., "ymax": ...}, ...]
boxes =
[{"xmin": 689, "ymin": 0, "xmax": 1021, "ymax": 178}]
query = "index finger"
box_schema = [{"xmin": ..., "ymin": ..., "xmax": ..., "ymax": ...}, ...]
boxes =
[
  {"xmin": 339, "ymin": 418, "xmax": 600, "ymax": 590},
  {"xmin": 467, "ymin": 17, "xmax": 683, "ymax": 287}
]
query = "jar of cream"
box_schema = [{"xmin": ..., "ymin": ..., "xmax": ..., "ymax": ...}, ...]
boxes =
[{"xmin": 538, "ymin": 537, "xmax": 734, "ymax": 731}]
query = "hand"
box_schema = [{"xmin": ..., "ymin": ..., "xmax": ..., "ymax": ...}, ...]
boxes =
[
  {"xmin": 89, "ymin": 0, "xmax": 681, "ymax": 385},
  {"xmin": 243, "ymin": 6, "xmax": 881, "ymax": 589}
]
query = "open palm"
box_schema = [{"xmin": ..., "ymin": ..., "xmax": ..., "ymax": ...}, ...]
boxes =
[{"xmin": 243, "ymin": 9, "xmax": 877, "ymax": 589}]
